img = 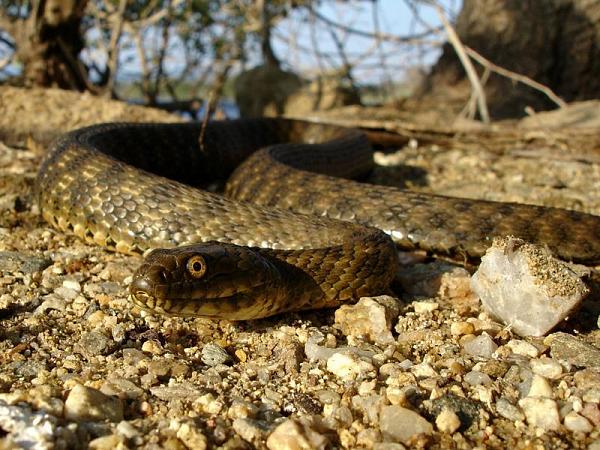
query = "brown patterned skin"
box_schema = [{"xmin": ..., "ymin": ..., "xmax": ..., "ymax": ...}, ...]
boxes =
[{"xmin": 36, "ymin": 118, "xmax": 600, "ymax": 319}]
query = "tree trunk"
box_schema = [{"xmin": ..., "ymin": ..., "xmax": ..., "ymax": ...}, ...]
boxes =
[
  {"xmin": 417, "ymin": 0, "xmax": 600, "ymax": 119},
  {"xmin": 12, "ymin": 0, "xmax": 89, "ymax": 90}
]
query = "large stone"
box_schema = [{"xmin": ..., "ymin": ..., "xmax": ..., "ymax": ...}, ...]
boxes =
[{"xmin": 471, "ymin": 237, "xmax": 589, "ymax": 336}]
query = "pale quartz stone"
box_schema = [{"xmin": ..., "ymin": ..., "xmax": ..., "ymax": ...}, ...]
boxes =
[
  {"xmin": 527, "ymin": 374, "xmax": 554, "ymax": 398},
  {"xmin": 505, "ymin": 340, "xmax": 539, "ymax": 358},
  {"xmin": 326, "ymin": 353, "xmax": 375, "ymax": 380},
  {"xmin": 530, "ymin": 357, "xmax": 563, "ymax": 379},
  {"xmin": 462, "ymin": 333, "xmax": 498, "ymax": 358},
  {"xmin": 518, "ymin": 397, "xmax": 560, "ymax": 430},
  {"xmin": 563, "ymin": 412, "xmax": 593, "ymax": 433},
  {"xmin": 471, "ymin": 237, "xmax": 589, "ymax": 337}
]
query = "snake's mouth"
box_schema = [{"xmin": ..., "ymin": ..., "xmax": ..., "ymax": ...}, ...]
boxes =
[{"xmin": 128, "ymin": 289, "xmax": 267, "ymax": 320}]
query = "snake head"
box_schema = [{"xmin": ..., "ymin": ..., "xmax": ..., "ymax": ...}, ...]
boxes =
[{"xmin": 129, "ymin": 242, "xmax": 288, "ymax": 320}]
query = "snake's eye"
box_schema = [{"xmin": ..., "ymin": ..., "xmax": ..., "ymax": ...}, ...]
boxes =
[{"xmin": 186, "ymin": 255, "xmax": 207, "ymax": 278}]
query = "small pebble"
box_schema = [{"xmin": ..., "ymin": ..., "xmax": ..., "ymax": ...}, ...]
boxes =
[
  {"xmin": 583, "ymin": 388, "xmax": 600, "ymax": 403},
  {"xmin": 233, "ymin": 418, "xmax": 265, "ymax": 443},
  {"xmin": 174, "ymin": 420, "xmax": 208, "ymax": 450},
  {"xmin": 116, "ymin": 421, "xmax": 140, "ymax": 439},
  {"xmin": 563, "ymin": 411, "xmax": 593, "ymax": 433},
  {"xmin": 462, "ymin": 333, "xmax": 498, "ymax": 358},
  {"xmin": 518, "ymin": 397, "xmax": 560, "ymax": 430},
  {"xmin": 62, "ymin": 279, "xmax": 81, "ymax": 292},
  {"xmin": 435, "ymin": 408, "xmax": 461, "ymax": 433},
  {"xmin": 64, "ymin": 384, "xmax": 123, "ymax": 422},
  {"xmin": 141, "ymin": 340, "xmax": 163, "ymax": 355},
  {"xmin": 411, "ymin": 362, "xmax": 437, "ymax": 378},
  {"xmin": 496, "ymin": 398, "xmax": 525, "ymax": 422},
  {"xmin": 326, "ymin": 352, "xmax": 375, "ymax": 380},
  {"xmin": 530, "ymin": 357, "xmax": 563, "ymax": 379},
  {"xmin": 266, "ymin": 418, "xmax": 328, "ymax": 450},
  {"xmin": 88, "ymin": 434, "xmax": 126, "ymax": 450},
  {"xmin": 527, "ymin": 374, "xmax": 553, "ymax": 398},
  {"xmin": 379, "ymin": 405, "xmax": 433, "ymax": 444},
  {"xmin": 464, "ymin": 370, "xmax": 492, "ymax": 386},
  {"xmin": 545, "ymin": 332, "xmax": 600, "ymax": 368},
  {"xmin": 201, "ymin": 343, "xmax": 232, "ymax": 366},
  {"xmin": 334, "ymin": 295, "xmax": 400, "ymax": 345},
  {"xmin": 505, "ymin": 339, "xmax": 539, "ymax": 358},
  {"xmin": 450, "ymin": 321, "xmax": 475, "ymax": 336},
  {"xmin": 413, "ymin": 301, "xmax": 439, "ymax": 314}
]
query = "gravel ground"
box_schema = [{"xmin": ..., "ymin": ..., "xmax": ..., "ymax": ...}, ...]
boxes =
[{"xmin": 0, "ymin": 88, "xmax": 599, "ymax": 449}]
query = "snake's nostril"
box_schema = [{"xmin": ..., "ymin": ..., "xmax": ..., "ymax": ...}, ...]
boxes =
[
  {"xmin": 159, "ymin": 269, "xmax": 168, "ymax": 283},
  {"xmin": 130, "ymin": 276, "xmax": 152, "ymax": 296}
]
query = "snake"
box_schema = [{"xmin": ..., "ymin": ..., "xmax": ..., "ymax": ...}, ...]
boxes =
[{"xmin": 35, "ymin": 118, "xmax": 600, "ymax": 320}]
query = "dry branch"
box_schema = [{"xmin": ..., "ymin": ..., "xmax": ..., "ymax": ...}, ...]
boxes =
[
  {"xmin": 434, "ymin": 4, "xmax": 490, "ymax": 123},
  {"xmin": 464, "ymin": 46, "xmax": 567, "ymax": 108}
]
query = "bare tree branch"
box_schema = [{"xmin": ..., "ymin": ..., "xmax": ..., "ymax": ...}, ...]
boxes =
[
  {"xmin": 464, "ymin": 46, "xmax": 567, "ymax": 108},
  {"xmin": 308, "ymin": 4, "xmax": 442, "ymax": 45},
  {"xmin": 434, "ymin": 3, "xmax": 489, "ymax": 123}
]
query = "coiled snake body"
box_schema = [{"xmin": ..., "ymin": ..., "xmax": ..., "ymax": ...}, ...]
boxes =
[{"xmin": 36, "ymin": 118, "xmax": 600, "ymax": 319}]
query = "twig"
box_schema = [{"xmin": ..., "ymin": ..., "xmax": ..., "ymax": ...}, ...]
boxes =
[
  {"xmin": 434, "ymin": 3, "xmax": 489, "ymax": 123},
  {"xmin": 309, "ymin": 5, "xmax": 442, "ymax": 45},
  {"xmin": 464, "ymin": 46, "xmax": 567, "ymax": 108}
]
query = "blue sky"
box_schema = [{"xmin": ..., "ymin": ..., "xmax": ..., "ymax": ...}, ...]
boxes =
[{"xmin": 273, "ymin": 0, "xmax": 461, "ymax": 85}]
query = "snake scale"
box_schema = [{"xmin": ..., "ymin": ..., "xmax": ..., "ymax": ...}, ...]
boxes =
[{"xmin": 36, "ymin": 118, "xmax": 600, "ymax": 320}]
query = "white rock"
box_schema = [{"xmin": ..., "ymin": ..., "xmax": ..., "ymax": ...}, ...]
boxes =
[
  {"xmin": 326, "ymin": 352, "xmax": 375, "ymax": 380},
  {"xmin": 462, "ymin": 333, "xmax": 498, "ymax": 358},
  {"xmin": 563, "ymin": 411, "xmax": 593, "ymax": 433},
  {"xmin": 530, "ymin": 357, "xmax": 563, "ymax": 379},
  {"xmin": 411, "ymin": 362, "xmax": 438, "ymax": 378},
  {"xmin": 0, "ymin": 401, "xmax": 57, "ymax": 449},
  {"xmin": 379, "ymin": 406, "xmax": 433, "ymax": 444},
  {"xmin": 266, "ymin": 418, "xmax": 328, "ymax": 450},
  {"xmin": 518, "ymin": 397, "xmax": 560, "ymax": 430},
  {"xmin": 62, "ymin": 279, "xmax": 82, "ymax": 292},
  {"xmin": 471, "ymin": 237, "xmax": 589, "ymax": 337},
  {"xmin": 435, "ymin": 408, "xmax": 461, "ymax": 433},
  {"xmin": 64, "ymin": 384, "xmax": 123, "ymax": 422},
  {"xmin": 505, "ymin": 339, "xmax": 539, "ymax": 358},
  {"xmin": 413, "ymin": 301, "xmax": 439, "ymax": 314},
  {"xmin": 527, "ymin": 374, "xmax": 554, "ymax": 398},
  {"xmin": 334, "ymin": 295, "xmax": 400, "ymax": 345}
]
